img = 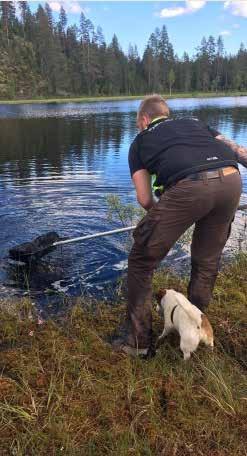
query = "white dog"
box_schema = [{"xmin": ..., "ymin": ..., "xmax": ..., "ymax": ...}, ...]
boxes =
[{"xmin": 155, "ymin": 289, "xmax": 214, "ymax": 360}]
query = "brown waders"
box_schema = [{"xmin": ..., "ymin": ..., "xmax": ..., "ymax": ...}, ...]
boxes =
[{"xmin": 126, "ymin": 168, "xmax": 242, "ymax": 349}]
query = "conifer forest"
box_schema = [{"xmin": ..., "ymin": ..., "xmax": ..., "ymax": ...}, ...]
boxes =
[{"xmin": 0, "ymin": 1, "xmax": 247, "ymax": 99}]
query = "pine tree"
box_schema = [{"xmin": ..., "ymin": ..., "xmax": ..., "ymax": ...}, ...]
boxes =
[
  {"xmin": 143, "ymin": 45, "xmax": 153, "ymax": 91},
  {"xmin": 59, "ymin": 6, "xmax": 67, "ymax": 33},
  {"xmin": 80, "ymin": 12, "xmax": 89, "ymax": 43},
  {"xmin": 168, "ymin": 68, "xmax": 175, "ymax": 95},
  {"xmin": 18, "ymin": 1, "xmax": 33, "ymax": 41},
  {"xmin": 215, "ymin": 36, "xmax": 224, "ymax": 92},
  {"xmin": 44, "ymin": 3, "xmax": 53, "ymax": 31},
  {"xmin": 0, "ymin": 1, "xmax": 16, "ymax": 44},
  {"xmin": 95, "ymin": 26, "xmax": 105, "ymax": 47},
  {"xmin": 57, "ymin": 6, "xmax": 67, "ymax": 52},
  {"xmin": 182, "ymin": 52, "xmax": 192, "ymax": 92}
]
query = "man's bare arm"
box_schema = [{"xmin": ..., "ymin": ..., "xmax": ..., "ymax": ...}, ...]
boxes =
[
  {"xmin": 216, "ymin": 134, "xmax": 247, "ymax": 168},
  {"xmin": 132, "ymin": 169, "xmax": 156, "ymax": 211}
]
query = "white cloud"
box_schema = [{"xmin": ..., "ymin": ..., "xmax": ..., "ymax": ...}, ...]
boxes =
[
  {"xmin": 186, "ymin": 0, "xmax": 206, "ymax": 11},
  {"xmin": 48, "ymin": 1, "xmax": 90, "ymax": 15},
  {"xmin": 159, "ymin": 6, "xmax": 187, "ymax": 18},
  {"xmin": 70, "ymin": 3, "xmax": 83, "ymax": 14},
  {"xmin": 224, "ymin": 1, "xmax": 247, "ymax": 18},
  {"xmin": 158, "ymin": 0, "xmax": 206, "ymax": 19},
  {"xmin": 232, "ymin": 23, "xmax": 240, "ymax": 28},
  {"xmin": 49, "ymin": 2, "xmax": 61, "ymax": 13},
  {"xmin": 219, "ymin": 30, "xmax": 232, "ymax": 36}
]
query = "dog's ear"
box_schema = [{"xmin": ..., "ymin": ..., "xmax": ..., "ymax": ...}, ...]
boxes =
[{"xmin": 154, "ymin": 288, "xmax": 166, "ymax": 303}]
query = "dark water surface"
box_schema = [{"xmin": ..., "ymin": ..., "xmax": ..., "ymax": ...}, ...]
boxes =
[{"xmin": 1, "ymin": 97, "xmax": 247, "ymax": 310}]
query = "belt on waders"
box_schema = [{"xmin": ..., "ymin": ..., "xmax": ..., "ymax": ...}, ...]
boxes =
[
  {"xmin": 153, "ymin": 166, "xmax": 239, "ymax": 197},
  {"xmin": 180, "ymin": 166, "xmax": 239, "ymax": 182}
]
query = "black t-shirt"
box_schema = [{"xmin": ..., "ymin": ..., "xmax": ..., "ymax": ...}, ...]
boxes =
[{"xmin": 128, "ymin": 117, "xmax": 238, "ymax": 187}]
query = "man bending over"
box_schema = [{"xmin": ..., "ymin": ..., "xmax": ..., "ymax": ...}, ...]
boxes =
[{"xmin": 113, "ymin": 94, "xmax": 246, "ymax": 356}]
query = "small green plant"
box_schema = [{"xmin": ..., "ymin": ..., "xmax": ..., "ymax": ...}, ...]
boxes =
[
  {"xmin": 107, "ymin": 194, "xmax": 194, "ymax": 255},
  {"xmin": 106, "ymin": 195, "xmax": 145, "ymax": 253},
  {"xmin": 106, "ymin": 194, "xmax": 144, "ymax": 228}
]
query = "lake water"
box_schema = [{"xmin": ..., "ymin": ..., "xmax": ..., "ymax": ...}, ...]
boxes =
[{"xmin": 1, "ymin": 97, "xmax": 247, "ymax": 312}]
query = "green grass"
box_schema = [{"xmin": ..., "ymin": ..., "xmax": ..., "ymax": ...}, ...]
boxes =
[
  {"xmin": 1, "ymin": 91, "xmax": 247, "ymax": 105},
  {"xmin": 0, "ymin": 255, "xmax": 246, "ymax": 455}
]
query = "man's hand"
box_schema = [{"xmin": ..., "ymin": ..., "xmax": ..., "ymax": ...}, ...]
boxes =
[{"xmin": 132, "ymin": 169, "xmax": 155, "ymax": 211}]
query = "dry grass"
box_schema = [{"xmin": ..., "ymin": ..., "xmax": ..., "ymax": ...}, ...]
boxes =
[{"xmin": 0, "ymin": 256, "xmax": 246, "ymax": 455}]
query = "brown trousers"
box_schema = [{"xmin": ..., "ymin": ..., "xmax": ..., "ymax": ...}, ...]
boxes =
[{"xmin": 127, "ymin": 171, "xmax": 242, "ymax": 348}]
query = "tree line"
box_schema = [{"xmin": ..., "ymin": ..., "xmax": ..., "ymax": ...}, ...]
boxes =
[{"xmin": 0, "ymin": 1, "xmax": 246, "ymax": 99}]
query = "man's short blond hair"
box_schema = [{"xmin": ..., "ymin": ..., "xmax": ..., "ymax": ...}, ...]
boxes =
[{"xmin": 138, "ymin": 94, "xmax": 170, "ymax": 121}]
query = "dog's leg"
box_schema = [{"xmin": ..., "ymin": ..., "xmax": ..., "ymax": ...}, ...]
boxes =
[
  {"xmin": 183, "ymin": 350, "xmax": 191, "ymax": 360},
  {"xmin": 156, "ymin": 326, "xmax": 171, "ymax": 348},
  {"xmin": 180, "ymin": 338, "xmax": 197, "ymax": 360},
  {"xmin": 158, "ymin": 326, "xmax": 171, "ymax": 341}
]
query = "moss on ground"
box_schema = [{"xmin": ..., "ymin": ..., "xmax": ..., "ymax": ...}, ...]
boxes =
[{"xmin": 0, "ymin": 256, "xmax": 246, "ymax": 455}]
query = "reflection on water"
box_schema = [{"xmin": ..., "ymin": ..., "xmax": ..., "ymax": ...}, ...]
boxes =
[
  {"xmin": 0, "ymin": 97, "xmax": 247, "ymax": 309},
  {"xmin": 0, "ymin": 113, "xmax": 136, "ymax": 180}
]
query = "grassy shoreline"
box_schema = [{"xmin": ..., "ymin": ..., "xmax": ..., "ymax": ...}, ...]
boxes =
[
  {"xmin": 1, "ymin": 91, "xmax": 247, "ymax": 105},
  {"xmin": 0, "ymin": 256, "xmax": 246, "ymax": 455}
]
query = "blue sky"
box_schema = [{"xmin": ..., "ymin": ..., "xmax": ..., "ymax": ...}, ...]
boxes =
[{"xmin": 28, "ymin": 1, "xmax": 247, "ymax": 58}]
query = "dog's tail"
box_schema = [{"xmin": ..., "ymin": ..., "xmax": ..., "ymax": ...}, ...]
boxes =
[{"xmin": 169, "ymin": 290, "xmax": 202, "ymax": 327}]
